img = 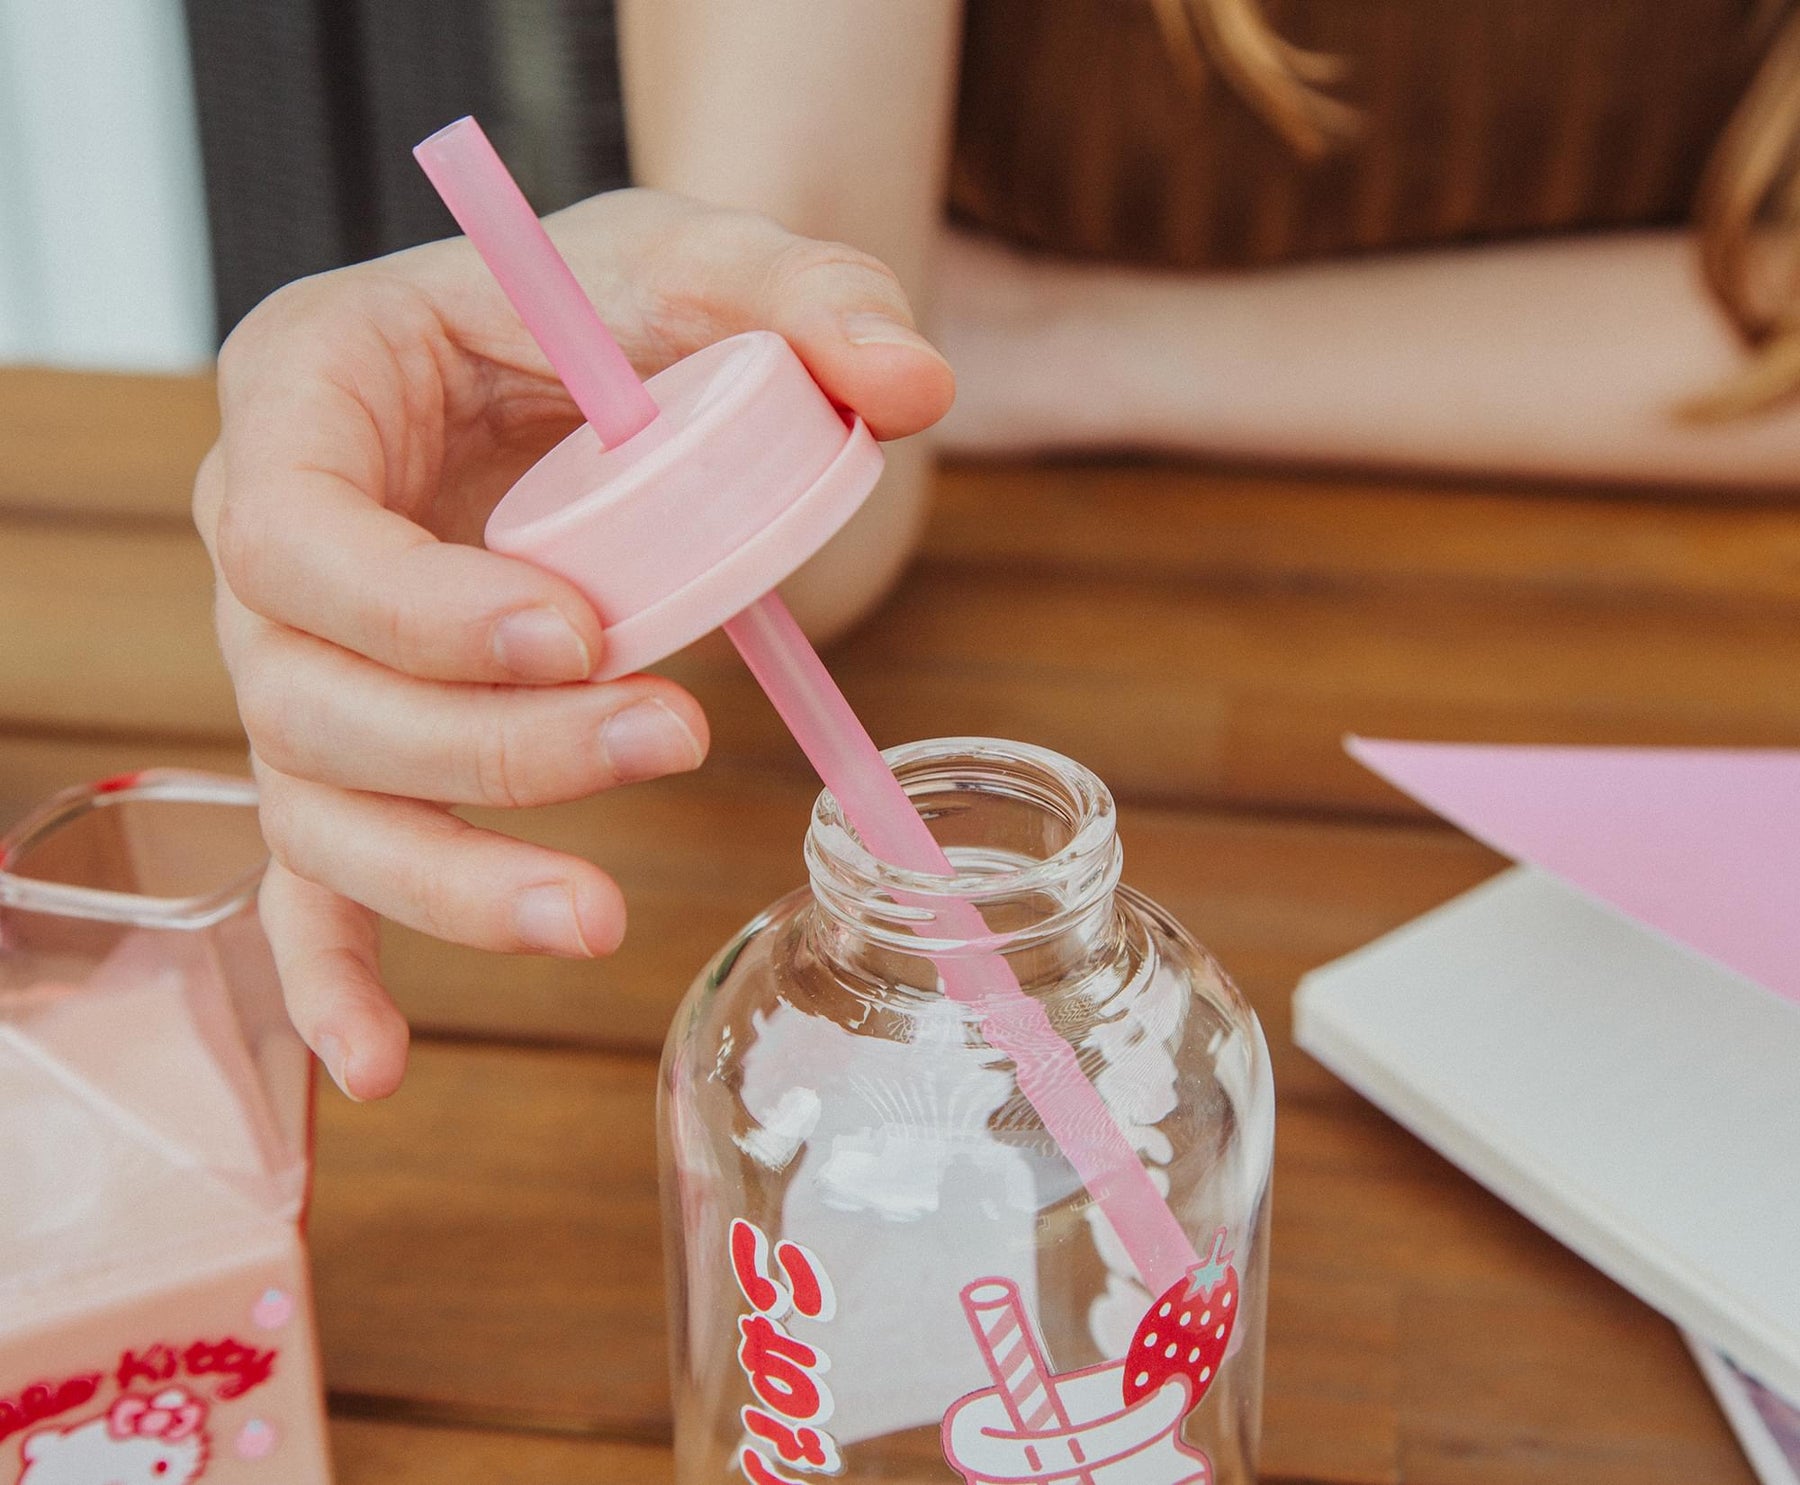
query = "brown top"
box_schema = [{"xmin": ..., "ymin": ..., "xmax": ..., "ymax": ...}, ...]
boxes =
[{"xmin": 951, "ymin": 0, "xmax": 1773, "ymax": 268}]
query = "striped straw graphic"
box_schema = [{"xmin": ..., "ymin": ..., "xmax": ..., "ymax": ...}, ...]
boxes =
[{"xmin": 961, "ymin": 1279, "xmax": 1072, "ymax": 1436}]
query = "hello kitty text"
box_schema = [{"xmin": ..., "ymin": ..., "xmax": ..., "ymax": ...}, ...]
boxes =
[
  {"xmin": 0, "ymin": 1377, "xmax": 101, "ymax": 1445},
  {"xmin": 1, "ymin": 1335, "xmax": 275, "ymax": 1448},
  {"xmin": 728, "ymin": 1218, "xmax": 842, "ymax": 1482},
  {"xmin": 116, "ymin": 1340, "xmax": 275, "ymax": 1403}
]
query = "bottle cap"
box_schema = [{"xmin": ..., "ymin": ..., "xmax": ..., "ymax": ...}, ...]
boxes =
[{"xmin": 485, "ymin": 330, "xmax": 882, "ymax": 679}]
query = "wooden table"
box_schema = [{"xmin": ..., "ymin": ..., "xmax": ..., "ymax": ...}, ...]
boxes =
[{"xmin": 5, "ymin": 367, "xmax": 1798, "ymax": 1483}]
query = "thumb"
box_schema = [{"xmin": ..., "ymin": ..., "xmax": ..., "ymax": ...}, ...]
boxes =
[
  {"xmin": 550, "ymin": 193, "xmax": 955, "ymax": 441},
  {"xmin": 747, "ymin": 238, "xmax": 957, "ymax": 442}
]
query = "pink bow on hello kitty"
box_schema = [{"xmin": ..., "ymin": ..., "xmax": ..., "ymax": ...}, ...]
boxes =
[{"xmin": 107, "ymin": 1389, "xmax": 206, "ymax": 1443}]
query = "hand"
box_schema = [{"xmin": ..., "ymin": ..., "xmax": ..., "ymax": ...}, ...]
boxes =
[{"xmin": 193, "ymin": 188, "xmax": 955, "ymax": 1101}]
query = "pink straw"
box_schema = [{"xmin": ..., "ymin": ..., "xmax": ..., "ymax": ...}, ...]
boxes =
[
  {"xmin": 415, "ymin": 117, "xmax": 1200, "ymax": 1296},
  {"xmin": 416, "ymin": 121, "xmax": 657, "ymax": 450}
]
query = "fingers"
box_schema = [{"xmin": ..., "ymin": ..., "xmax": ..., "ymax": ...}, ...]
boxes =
[
  {"xmin": 217, "ymin": 473, "xmax": 605, "ymax": 685},
  {"xmin": 259, "ymin": 862, "xmax": 410, "ymax": 1102},
  {"xmin": 231, "ymin": 608, "xmax": 707, "ymax": 807},
  {"xmin": 255, "ymin": 762, "xmax": 629, "ymax": 961},
  {"xmin": 211, "ymin": 272, "xmax": 604, "ymax": 685},
  {"xmin": 543, "ymin": 194, "xmax": 958, "ymax": 442},
  {"xmin": 750, "ymin": 237, "xmax": 959, "ymax": 442},
  {"xmin": 200, "ymin": 193, "xmax": 951, "ymax": 1118}
]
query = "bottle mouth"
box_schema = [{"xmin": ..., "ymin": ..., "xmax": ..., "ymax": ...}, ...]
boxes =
[
  {"xmin": 0, "ymin": 771, "xmax": 265, "ymax": 931},
  {"xmin": 804, "ymin": 737, "xmax": 1123, "ymax": 954}
]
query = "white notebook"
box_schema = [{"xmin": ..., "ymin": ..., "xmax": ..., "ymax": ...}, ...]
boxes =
[
  {"xmin": 1690, "ymin": 1338, "xmax": 1800, "ymax": 1485},
  {"xmin": 1293, "ymin": 864, "xmax": 1800, "ymax": 1404}
]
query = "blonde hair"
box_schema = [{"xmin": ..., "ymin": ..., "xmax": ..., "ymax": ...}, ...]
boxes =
[
  {"xmin": 1690, "ymin": 4, "xmax": 1800, "ymax": 416},
  {"xmin": 1147, "ymin": 0, "xmax": 1354, "ymax": 158},
  {"xmin": 1162, "ymin": 0, "xmax": 1800, "ymax": 416}
]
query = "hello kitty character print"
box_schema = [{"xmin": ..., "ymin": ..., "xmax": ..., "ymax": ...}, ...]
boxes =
[{"xmin": 17, "ymin": 1388, "xmax": 209, "ymax": 1485}]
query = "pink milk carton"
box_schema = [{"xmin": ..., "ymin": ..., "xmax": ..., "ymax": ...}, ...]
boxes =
[{"xmin": 0, "ymin": 772, "xmax": 331, "ymax": 1483}]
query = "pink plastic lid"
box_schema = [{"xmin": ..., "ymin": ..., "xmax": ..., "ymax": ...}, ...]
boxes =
[{"xmin": 485, "ymin": 330, "xmax": 883, "ymax": 680}]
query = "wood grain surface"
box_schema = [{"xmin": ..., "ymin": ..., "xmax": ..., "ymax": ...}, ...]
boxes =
[
  {"xmin": 8, "ymin": 438, "xmax": 1800, "ymax": 818},
  {"xmin": 2, "ymin": 369, "xmax": 1789, "ymax": 1484},
  {"xmin": 332, "ymin": 1416, "xmax": 673, "ymax": 1484}
]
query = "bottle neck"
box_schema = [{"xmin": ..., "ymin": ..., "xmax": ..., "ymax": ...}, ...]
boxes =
[{"xmin": 803, "ymin": 739, "xmax": 1128, "ymax": 996}]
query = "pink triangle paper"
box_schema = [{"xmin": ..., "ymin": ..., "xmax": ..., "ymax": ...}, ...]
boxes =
[{"xmin": 1348, "ymin": 739, "xmax": 1800, "ymax": 1007}]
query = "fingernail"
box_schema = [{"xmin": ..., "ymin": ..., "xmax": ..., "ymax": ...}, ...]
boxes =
[
  {"xmin": 492, "ymin": 607, "xmax": 593, "ymax": 681},
  {"xmin": 841, "ymin": 312, "xmax": 950, "ymax": 363},
  {"xmin": 600, "ymin": 699, "xmax": 703, "ymax": 784},
  {"xmin": 315, "ymin": 1033, "xmax": 362, "ymax": 1102},
  {"xmin": 514, "ymin": 883, "xmax": 595, "ymax": 956}
]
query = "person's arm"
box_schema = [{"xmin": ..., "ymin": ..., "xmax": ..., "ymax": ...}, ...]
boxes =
[
  {"xmin": 934, "ymin": 228, "xmax": 1800, "ymax": 489},
  {"xmin": 619, "ymin": 0, "xmax": 964, "ymax": 636}
]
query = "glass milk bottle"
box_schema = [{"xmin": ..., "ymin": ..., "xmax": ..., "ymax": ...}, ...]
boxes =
[
  {"xmin": 661, "ymin": 739, "xmax": 1275, "ymax": 1485},
  {"xmin": 414, "ymin": 128, "xmax": 1264, "ymax": 1482}
]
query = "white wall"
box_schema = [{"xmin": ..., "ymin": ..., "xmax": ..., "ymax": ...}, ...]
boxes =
[{"xmin": 0, "ymin": 0, "xmax": 215, "ymax": 371}]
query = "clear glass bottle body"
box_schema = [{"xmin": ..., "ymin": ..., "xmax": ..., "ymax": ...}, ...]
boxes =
[{"xmin": 661, "ymin": 740, "xmax": 1275, "ymax": 1484}]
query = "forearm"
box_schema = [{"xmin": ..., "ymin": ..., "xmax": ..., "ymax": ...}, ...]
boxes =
[
  {"xmin": 935, "ymin": 229, "xmax": 1800, "ymax": 489},
  {"xmin": 619, "ymin": 0, "xmax": 963, "ymax": 635}
]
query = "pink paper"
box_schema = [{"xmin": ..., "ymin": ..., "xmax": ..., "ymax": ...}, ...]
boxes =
[{"xmin": 1348, "ymin": 739, "xmax": 1800, "ymax": 1006}]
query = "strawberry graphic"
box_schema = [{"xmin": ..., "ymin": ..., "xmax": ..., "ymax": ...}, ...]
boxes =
[{"xmin": 1122, "ymin": 1226, "xmax": 1239, "ymax": 1408}]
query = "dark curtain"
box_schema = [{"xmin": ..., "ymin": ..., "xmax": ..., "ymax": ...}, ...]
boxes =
[{"xmin": 185, "ymin": 0, "xmax": 631, "ymax": 339}]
